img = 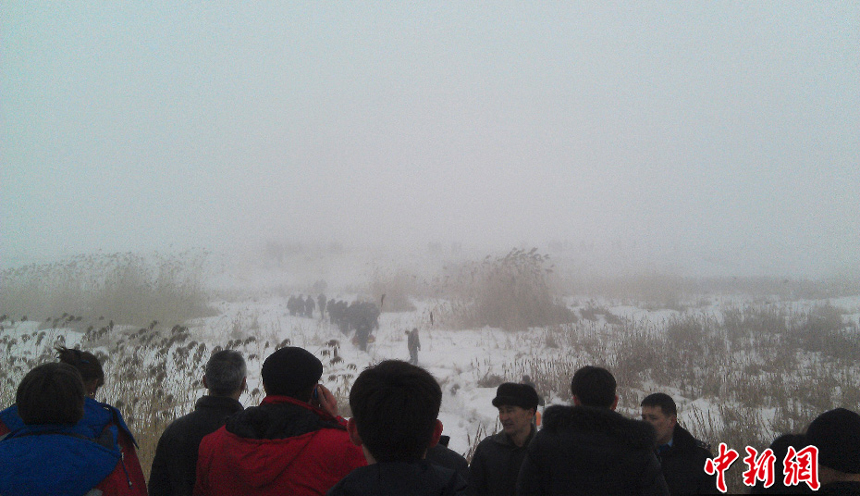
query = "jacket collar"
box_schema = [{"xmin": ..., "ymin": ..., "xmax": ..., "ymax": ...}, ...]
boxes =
[
  {"xmin": 542, "ymin": 405, "xmax": 656, "ymax": 450},
  {"xmin": 196, "ymin": 395, "xmax": 243, "ymax": 412},
  {"xmin": 490, "ymin": 423, "xmax": 536, "ymax": 448}
]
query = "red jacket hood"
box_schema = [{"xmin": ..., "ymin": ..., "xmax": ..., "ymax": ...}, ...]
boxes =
[{"xmin": 196, "ymin": 395, "xmax": 366, "ymax": 494}]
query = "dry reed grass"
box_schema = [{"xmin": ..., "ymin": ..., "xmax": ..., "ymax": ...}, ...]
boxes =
[
  {"xmin": 440, "ymin": 248, "xmax": 576, "ymax": 331},
  {"xmin": 0, "ymin": 251, "xmax": 215, "ymax": 328}
]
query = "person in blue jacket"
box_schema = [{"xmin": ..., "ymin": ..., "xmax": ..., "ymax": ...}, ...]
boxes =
[
  {"xmin": 0, "ymin": 362, "xmax": 124, "ymax": 496},
  {"xmin": 0, "ymin": 347, "xmax": 148, "ymax": 494}
]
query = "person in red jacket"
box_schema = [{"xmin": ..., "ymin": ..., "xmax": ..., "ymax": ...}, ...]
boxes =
[{"xmin": 194, "ymin": 346, "xmax": 366, "ymax": 496}]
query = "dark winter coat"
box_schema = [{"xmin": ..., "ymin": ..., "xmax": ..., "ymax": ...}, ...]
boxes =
[
  {"xmin": 194, "ymin": 395, "xmax": 366, "ymax": 496},
  {"xmin": 468, "ymin": 426, "xmax": 536, "ymax": 496},
  {"xmin": 0, "ymin": 398, "xmax": 147, "ymax": 496},
  {"xmin": 426, "ymin": 443, "xmax": 470, "ymax": 484},
  {"xmin": 516, "ymin": 405, "xmax": 670, "ymax": 496},
  {"xmin": 658, "ymin": 424, "xmax": 718, "ymax": 495},
  {"xmin": 327, "ymin": 460, "xmax": 467, "ymax": 496},
  {"xmin": 149, "ymin": 395, "xmax": 244, "ymax": 496},
  {"xmin": 816, "ymin": 481, "xmax": 860, "ymax": 495}
]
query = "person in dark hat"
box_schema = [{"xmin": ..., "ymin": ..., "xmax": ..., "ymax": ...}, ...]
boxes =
[
  {"xmin": 516, "ymin": 365, "xmax": 669, "ymax": 495},
  {"xmin": 805, "ymin": 408, "xmax": 860, "ymax": 495},
  {"xmin": 468, "ymin": 382, "xmax": 539, "ymax": 496},
  {"xmin": 194, "ymin": 347, "xmax": 366, "ymax": 496}
]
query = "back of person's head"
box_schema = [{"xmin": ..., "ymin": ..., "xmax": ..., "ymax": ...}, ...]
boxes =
[
  {"xmin": 571, "ymin": 365, "xmax": 616, "ymax": 408},
  {"xmin": 261, "ymin": 347, "xmax": 322, "ymax": 401},
  {"xmin": 205, "ymin": 350, "xmax": 246, "ymax": 396},
  {"xmin": 56, "ymin": 346, "xmax": 104, "ymax": 390},
  {"xmin": 805, "ymin": 408, "xmax": 860, "ymax": 475},
  {"xmin": 640, "ymin": 392, "xmax": 677, "ymax": 417},
  {"xmin": 750, "ymin": 434, "xmax": 814, "ymax": 494},
  {"xmin": 17, "ymin": 362, "xmax": 86, "ymax": 425},
  {"xmin": 349, "ymin": 360, "xmax": 442, "ymax": 462}
]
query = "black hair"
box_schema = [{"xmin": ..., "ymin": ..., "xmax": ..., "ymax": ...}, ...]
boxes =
[
  {"xmin": 349, "ymin": 360, "xmax": 442, "ymax": 463},
  {"xmin": 205, "ymin": 350, "xmax": 246, "ymax": 396},
  {"xmin": 641, "ymin": 393, "xmax": 677, "ymax": 417},
  {"xmin": 570, "ymin": 365, "xmax": 616, "ymax": 408},
  {"xmin": 56, "ymin": 346, "xmax": 104, "ymax": 390},
  {"xmin": 17, "ymin": 362, "xmax": 85, "ymax": 425},
  {"xmin": 749, "ymin": 434, "xmax": 814, "ymax": 494}
]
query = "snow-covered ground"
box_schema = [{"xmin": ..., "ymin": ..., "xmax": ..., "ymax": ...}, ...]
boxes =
[{"xmin": 2, "ymin": 249, "xmax": 859, "ymax": 491}]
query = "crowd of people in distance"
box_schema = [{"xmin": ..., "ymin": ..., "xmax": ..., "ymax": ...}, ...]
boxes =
[
  {"xmin": 286, "ymin": 295, "xmax": 381, "ymax": 353},
  {"xmin": 1, "ymin": 345, "xmax": 859, "ymax": 496},
  {"xmin": 287, "ymin": 294, "xmax": 323, "ymax": 318}
]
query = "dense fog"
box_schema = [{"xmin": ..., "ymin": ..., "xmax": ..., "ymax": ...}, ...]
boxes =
[{"xmin": 3, "ymin": 2, "xmax": 858, "ymax": 278}]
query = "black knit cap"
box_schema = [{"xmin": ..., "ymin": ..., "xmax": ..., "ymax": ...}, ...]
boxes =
[
  {"xmin": 806, "ymin": 407, "xmax": 860, "ymax": 474},
  {"xmin": 492, "ymin": 382, "xmax": 539, "ymax": 411},
  {"xmin": 261, "ymin": 347, "xmax": 323, "ymax": 397}
]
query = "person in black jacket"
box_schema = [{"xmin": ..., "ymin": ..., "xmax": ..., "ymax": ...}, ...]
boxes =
[
  {"xmin": 327, "ymin": 360, "xmax": 465, "ymax": 496},
  {"xmin": 469, "ymin": 382, "xmax": 540, "ymax": 496},
  {"xmin": 148, "ymin": 350, "xmax": 247, "ymax": 496},
  {"xmin": 805, "ymin": 408, "xmax": 860, "ymax": 495},
  {"xmin": 426, "ymin": 435, "xmax": 470, "ymax": 484},
  {"xmin": 517, "ymin": 366, "xmax": 669, "ymax": 496},
  {"xmin": 640, "ymin": 393, "xmax": 717, "ymax": 495}
]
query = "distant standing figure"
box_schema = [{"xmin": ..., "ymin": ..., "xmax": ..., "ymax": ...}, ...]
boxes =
[
  {"xmin": 407, "ymin": 328, "xmax": 421, "ymax": 365},
  {"xmin": 317, "ymin": 294, "xmax": 327, "ymax": 319},
  {"xmin": 305, "ymin": 295, "xmax": 316, "ymax": 318}
]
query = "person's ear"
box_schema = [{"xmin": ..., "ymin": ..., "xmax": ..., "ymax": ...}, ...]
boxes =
[
  {"xmin": 610, "ymin": 395, "xmax": 619, "ymax": 411},
  {"xmin": 242, "ymin": 377, "xmax": 248, "ymax": 392},
  {"xmin": 347, "ymin": 418, "xmax": 363, "ymax": 447},
  {"xmin": 202, "ymin": 376, "xmax": 208, "ymax": 389},
  {"xmin": 428, "ymin": 420, "xmax": 443, "ymax": 449},
  {"xmin": 572, "ymin": 395, "xmax": 581, "ymax": 406},
  {"xmin": 85, "ymin": 379, "xmax": 100, "ymax": 397}
]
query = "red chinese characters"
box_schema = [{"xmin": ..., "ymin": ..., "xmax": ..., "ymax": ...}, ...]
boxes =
[
  {"xmin": 783, "ymin": 445, "xmax": 820, "ymax": 491},
  {"xmin": 705, "ymin": 443, "xmax": 821, "ymax": 492},
  {"xmin": 742, "ymin": 447, "xmax": 775, "ymax": 488},
  {"xmin": 704, "ymin": 443, "xmax": 739, "ymax": 493}
]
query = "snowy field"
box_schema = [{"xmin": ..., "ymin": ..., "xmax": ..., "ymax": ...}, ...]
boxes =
[{"xmin": 2, "ymin": 248, "xmax": 859, "ymax": 493}]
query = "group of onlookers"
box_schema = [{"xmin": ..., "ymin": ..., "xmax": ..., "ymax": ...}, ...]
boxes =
[
  {"xmin": 1, "ymin": 345, "xmax": 859, "ymax": 495},
  {"xmin": 287, "ymin": 294, "xmax": 322, "ymax": 318}
]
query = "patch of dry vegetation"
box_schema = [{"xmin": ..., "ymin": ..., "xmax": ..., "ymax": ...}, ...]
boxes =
[
  {"xmin": 441, "ymin": 248, "xmax": 576, "ymax": 331},
  {"xmin": 369, "ymin": 268, "xmax": 419, "ymax": 312},
  {"xmin": 0, "ymin": 250, "xmax": 215, "ymax": 328},
  {"xmin": 468, "ymin": 302, "xmax": 860, "ymax": 492}
]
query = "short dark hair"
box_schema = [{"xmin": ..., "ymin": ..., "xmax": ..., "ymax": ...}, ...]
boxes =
[
  {"xmin": 57, "ymin": 346, "xmax": 104, "ymax": 389},
  {"xmin": 205, "ymin": 350, "xmax": 247, "ymax": 396},
  {"xmin": 349, "ymin": 360, "xmax": 442, "ymax": 462},
  {"xmin": 571, "ymin": 366, "xmax": 616, "ymax": 408},
  {"xmin": 641, "ymin": 393, "xmax": 677, "ymax": 417},
  {"xmin": 750, "ymin": 434, "xmax": 811, "ymax": 494},
  {"xmin": 261, "ymin": 347, "xmax": 323, "ymax": 400},
  {"xmin": 17, "ymin": 363, "xmax": 85, "ymax": 425}
]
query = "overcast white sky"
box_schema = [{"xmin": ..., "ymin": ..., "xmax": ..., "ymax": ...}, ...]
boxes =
[{"xmin": 2, "ymin": 2, "xmax": 858, "ymax": 277}]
